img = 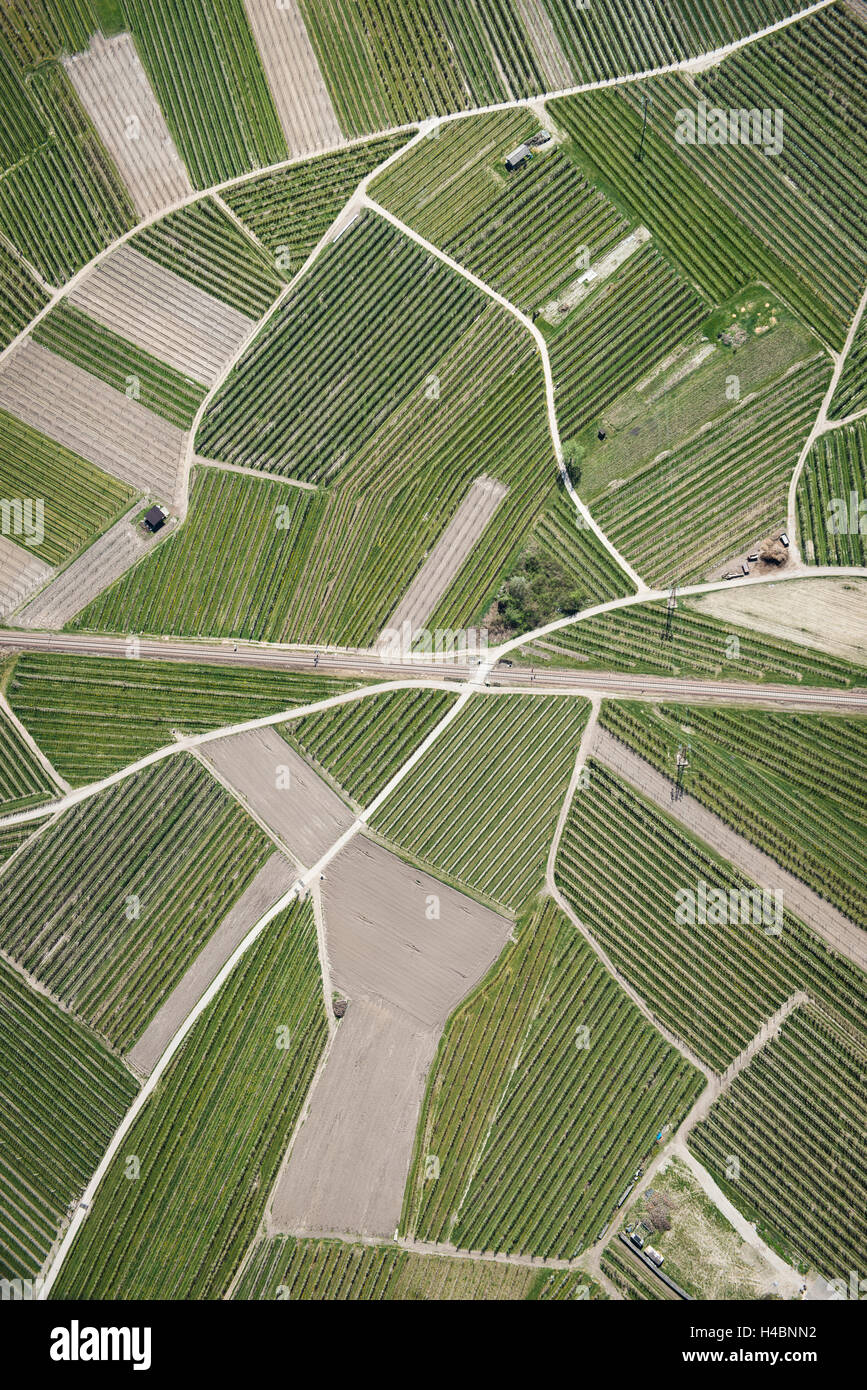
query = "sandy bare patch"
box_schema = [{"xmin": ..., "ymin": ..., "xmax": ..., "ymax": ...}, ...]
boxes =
[
  {"xmin": 127, "ymin": 851, "xmax": 295, "ymax": 1075},
  {"xmin": 243, "ymin": 0, "xmax": 342, "ymax": 154},
  {"xmin": 0, "ymin": 534, "xmax": 52, "ymax": 618},
  {"xmin": 592, "ymin": 727, "xmax": 867, "ymax": 971},
  {"xmin": 541, "ymin": 227, "xmax": 650, "ymax": 325},
  {"xmin": 323, "ymin": 835, "xmax": 512, "ymax": 1027},
  {"xmin": 200, "ymin": 729, "xmax": 355, "ymax": 870},
  {"xmin": 689, "ymin": 578, "xmax": 867, "ymax": 668},
  {"xmin": 381, "ymin": 474, "xmax": 508, "ymax": 642},
  {"xmin": 64, "ymin": 34, "xmax": 192, "ymax": 219},
  {"xmin": 271, "ymin": 995, "xmax": 439, "ymax": 1239},
  {"xmin": 12, "ymin": 506, "xmax": 155, "ymax": 628},
  {"xmin": 0, "ymin": 339, "xmax": 186, "ymax": 504},
  {"xmin": 69, "ymin": 245, "xmax": 254, "ymax": 387},
  {"xmin": 516, "ymin": 0, "xmax": 574, "ymax": 90},
  {"xmin": 270, "ymin": 835, "xmax": 511, "ymax": 1238}
]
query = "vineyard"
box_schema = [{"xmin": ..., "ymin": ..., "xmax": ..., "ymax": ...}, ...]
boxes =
[
  {"xmin": 0, "ymin": 954, "xmax": 138, "ymax": 1281},
  {"xmin": 0, "ymin": 754, "xmax": 273, "ymax": 1050},
  {"xmin": 829, "ymin": 317, "xmax": 867, "ymax": 421},
  {"xmin": 197, "ymin": 214, "xmax": 486, "ymax": 482},
  {"xmin": 525, "ymin": 486, "xmax": 636, "ymax": 611},
  {"xmin": 234, "ymin": 1233, "xmax": 598, "ymax": 1300},
  {"xmin": 222, "ymin": 136, "xmax": 407, "ymax": 273},
  {"xmin": 0, "ymin": 241, "xmax": 46, "ymax": 349},
  {"xmin": 71, "ymin": 466, "xmax": 322, "ymax": 642},
  {"xmin": 0, "ymin": 61, "xmax": 134, "ymax": 285},
  {"xmin": 372, "ymin": 114, "xmax": 628, "ymax": 311},
  {"xmin": 593, "ymin": 357, "xmax": 831, "ymax": 584},
  {"xmin": 123, "ymin": 0, "xmax": 287, "ymax": 187},
  {"xmin": 284, "ymin": 688, "xmax": 455, "ymax": 809},
  {"xmin": 797, "ymin": 421, "xmax": 867, "ymax": 569},
  {"xmin": 601, "ymin": 1242, "xmax": 672, "ymax": 1300},
  {"xmin": 548, "ymin": 244, "xmax": 706, "ymax": 444},
  {"xmin": 282, "ymin": 306, "xmax": 555, "ymax": 646},
  {"xmin": 598, "ymin": 701, "xmax": 867, "ymax": 927},
  {"xmin": 401, "ymin": 897, "xmax": 702, "ymax": 1258},
  {"xmin": 0, "ymin": 702, "xmax": 55, "ymax": 812},
  {"xmin": 372, "ymin": 694, "xmax": 589, "ymax": 910},
  {"xmin": 519, "ymin": 598, "xmax": 867, "ymax": 688},
  {"xmin": 0, "ymin": 1, "xmax": 100, "ymax": 68},
  {"xmin": 555, "ymin": 760, "xmax": 867, "ymax": 1071},
  {"xmin": 53, "ymin": 897, "xmax": 328, "ymax": 1299},
  {"xmin": 689, "ymin": 1002, "xmax": 867, "ymax": 1280},
  {"xmin": 5, "ymin": 651, "xmax": 364, "ymax": 783},
  {"xmin": 33, "ymin": 300, "xmax": 206, "ymax": 429},
  {"xmin": 0, "ymin": 818, "xmax": 45, "ymax": 867},
  {"xmin": 0, "ymin": 407, "xmax": 136, "ymax": 568},
  {"xmin": 131, "ymin": 197, "xmax": 284, "ymax": 318}
]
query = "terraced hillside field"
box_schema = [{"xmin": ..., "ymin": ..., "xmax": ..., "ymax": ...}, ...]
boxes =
[
  {"xmin": 53, "ymin": 898, "xmax": 327, "ymax": 1299},
  {"xmin": 0, "ymin": 955, "xmax": 138, "ymax": 1281},
  {"xmin": 0, "ymin": 755, "xmax": 273, "ymax": 1050}
]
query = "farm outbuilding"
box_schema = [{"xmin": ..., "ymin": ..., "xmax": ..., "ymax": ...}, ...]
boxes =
[
  {"xmin": 504, "ymin": 143, "xmax": 530, "ymax": 171},
  {"xmin": 143, "ymin": 505, "xmax": 168, "ymax": 533}
]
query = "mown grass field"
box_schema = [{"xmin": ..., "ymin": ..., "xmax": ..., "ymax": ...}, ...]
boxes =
[
  {"xmin": 6, "ymin": 652, "xmax": 364, "ymax": 783},
  {"xmin": 556, "ymin": 761, "xmax": 867, "ymax": 1072},
  {"xmin": 518, "ymin": 598, "xmax": 867, "ymax": 688},
  {"xmin": 0, "ymin": 954, "xmax": 138, "ymax": 1281},
  {"xmin": 599, "ymin": 701, "xmax": 867, "ymax": 926},
  {"xmin": 402, "ymin": 897, "xmax": 703, "ymax": 1258},
  {"xmin": 53, "ymin": 898, "xmax": 327, "ymax": 1299},
  {"xmin": 0, "ymin": 407, "xmax": 137, "ymax": 568},
  {"xmin": 33, "ymin": 300, "xmax": 206, "ymax": 429},
  {"xmin": 234, "ymin": 1234, "xmax": 599, "ymax": 1300},
  {"xmin": 372, "ymin": 694, "xmax": 589, "ymax": 910},
  {"xmin": 284, "ymin": 688, "xmax": 455, "ymax": 809},
  {"xmin": 689, "ymin": 1002, "xmax": 867, "ymax": 1281},
  {"xmin": 0, "ymin": 754, "xmax": 273, "ymax": 1050}
]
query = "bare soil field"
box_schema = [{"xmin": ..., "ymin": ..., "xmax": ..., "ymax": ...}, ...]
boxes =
[
  {"xmin": 689, "ymin": 578, "xmax": 867, "ymax": 668},
  {"xmin": 201, "ymin": 729, "xmax": 355, "ymax": 869},
  {"xmin": 322, "ymin": 835, "xmax": 512, "ymax": 1027},
  {"xmin": 64, "ymin": 34, "xmax": 193, "ymax": 219},
  {"xmin": 516, "ymin": 0, "xmax": 574, "ymax": 90},
  {"xmin": 270, "ymin": 995, "xmax": 439, "ymax": 1239},
  {"xmin": 592, "ymin": 727, "xmax": 867, "ymax": 971},
  {"xmin": 69, "ymin": 246, "xmax": 254, "ymax": 386},
  {"xmin": 243, "ymin": 0, "xmax": 343, "ymax": 153},
  {"xmin": 0, "ymin": 340, "xmax": 186, "ymax": 503},
  {"xmin": 269, "ymin": 834, "xmax": 510, "ymax": 1238},
  {"xmin": 0, "ymin": 533, "xmax": 52, "ymax": 618},
  {"xmin": 127, "ymin": 851, "xmax": 295, "ymax": 1075},
  {"xmin": 381, "ymin": 474, "xmax": 508, "ymax": 642},
  {"xmin": 12, "ymin": 506, "xmax": 154, "ymax": 628}
]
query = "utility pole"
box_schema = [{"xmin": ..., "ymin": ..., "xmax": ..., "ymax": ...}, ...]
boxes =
[{"xmin": 636, "ymin": 92, "xmax": 652, "ymax": 162}]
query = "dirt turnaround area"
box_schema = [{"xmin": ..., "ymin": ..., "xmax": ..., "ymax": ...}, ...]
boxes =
[{"xmin": 270, "ymin": 834, "xmax": 511, "ymax": 1239}]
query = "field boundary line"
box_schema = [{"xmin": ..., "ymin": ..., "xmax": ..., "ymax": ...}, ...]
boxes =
[
  {"xmin": 0, "ymin": 691, "xmax": 70, "ymax": 793},
  {"xmin": 365, "ymin": 196, "xmax": 647, "ymax": 594},
  {"xmin": 787, "ymin": 278, "xmax": 867, "ymax": 552}
]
